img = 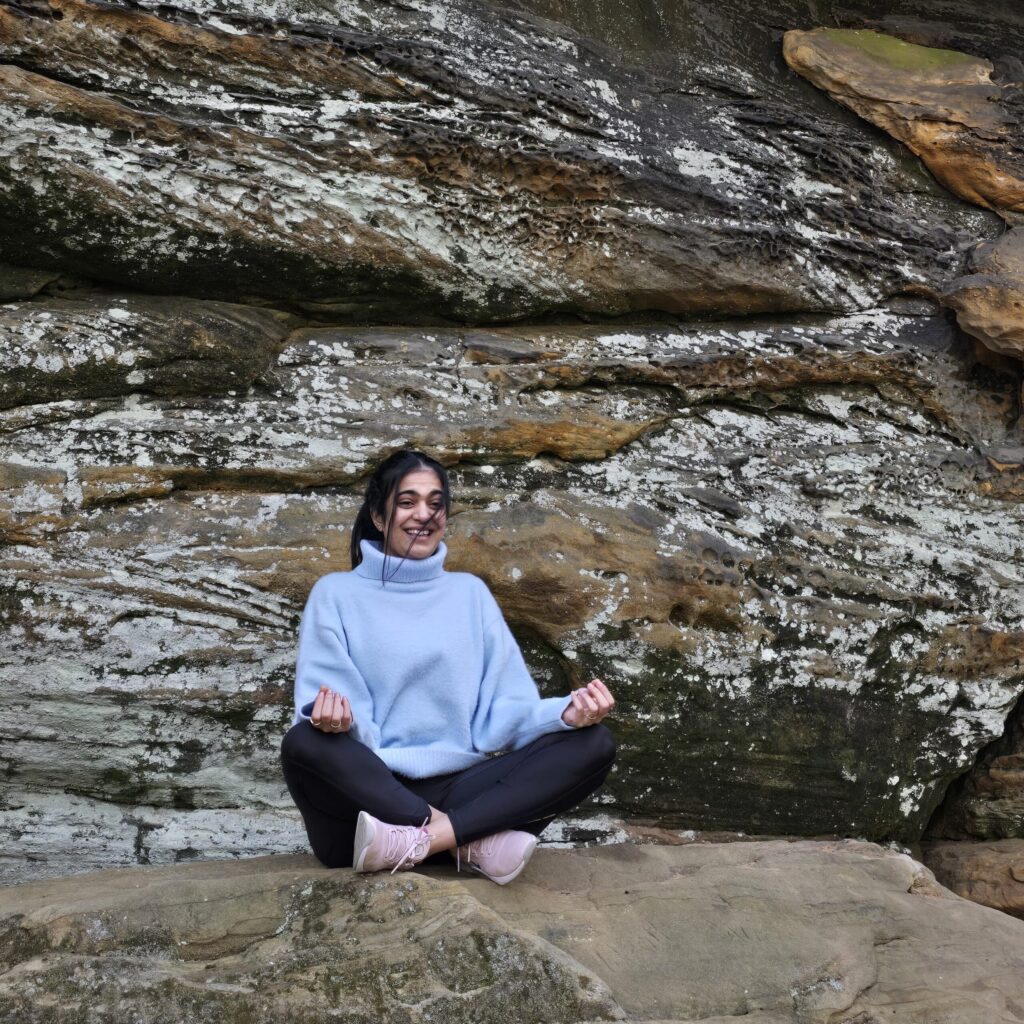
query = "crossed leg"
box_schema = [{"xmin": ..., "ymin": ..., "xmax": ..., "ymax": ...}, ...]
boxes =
[{"xmin": 279, "ymin": 722, "xmax": 616, "ymax": 869}]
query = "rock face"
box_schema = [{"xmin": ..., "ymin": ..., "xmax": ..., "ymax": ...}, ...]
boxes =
[
  {"xmin": 0, "ymin": 0, "xmax": 989, "ymax": 321},
  {"xmin": 783, "ymin": 25, "xmax": 1024, "ymax": 365},
  {"xmin": 781, "ymin": 17, "xmax": 1024, "ymax": 839},
  {"xmin": 2, "ymin": 0, "xmax": 1024, "ymax": 880},
  {"xmin": 928, "ymin": 691, "xmax": 1024, "ymax": 840},
  {"xmin": 4, "ymin": 305, "xmax": 1024, "ymax": 879},
  {"xmin": 922, "ymin": 838, "xmax": 1024, "ymax": 921},
  {"xmin": 4, "ymin": 842, "xmax": 1024, "ymax": 1024}
]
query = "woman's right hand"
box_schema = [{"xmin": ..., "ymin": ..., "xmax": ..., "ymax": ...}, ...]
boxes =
[{"xmin": 311, "ymin": 685, "xmax": 354, "ymax": 733}]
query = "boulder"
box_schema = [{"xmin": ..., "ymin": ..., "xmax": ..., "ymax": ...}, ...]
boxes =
[{"xmin": 3, "ymin": 842, "xmax": 1024, "ymax": 1023}]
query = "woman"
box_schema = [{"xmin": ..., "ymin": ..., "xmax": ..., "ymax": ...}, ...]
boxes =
[{"xmin": 280, "ymin": 449, "xmax": 616, "ymax": 885}]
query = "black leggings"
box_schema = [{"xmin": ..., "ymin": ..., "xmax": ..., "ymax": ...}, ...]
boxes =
[{"xmin": 280, "ymin": 722, "xmax": 616, "ymax": 869}]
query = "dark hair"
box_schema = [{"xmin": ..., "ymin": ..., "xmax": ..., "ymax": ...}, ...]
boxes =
[{"xmin": 350, "ymin": 449, "xmax": 452, "ymax": 582}]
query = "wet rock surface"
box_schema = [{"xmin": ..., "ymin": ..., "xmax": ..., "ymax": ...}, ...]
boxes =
[{"xmin": 3, "ymin": 842, "xmax": 1024, "ymax": 1024}]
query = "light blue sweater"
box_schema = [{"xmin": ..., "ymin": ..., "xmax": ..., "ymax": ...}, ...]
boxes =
[{"xmin": 293, "ymin": 538, "xmax": 574, "ymax": 778}]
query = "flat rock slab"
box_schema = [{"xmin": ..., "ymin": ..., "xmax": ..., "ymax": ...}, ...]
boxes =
[
  {"xmin": 3, "ymin": 841, "xmax": 1024, "ymax": 1023},
  {"xmin": 466, "ymin": 841, "xmax": 1024, "ymax": 1023}
]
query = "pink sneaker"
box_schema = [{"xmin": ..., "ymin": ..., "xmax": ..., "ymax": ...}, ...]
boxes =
[
  {"xmin": 353, "ymin": 811, "xmax": 434, "ymax": 874},
  {"xmin": 453, "ymin": 830, "xmax": 538, "ymax": 885}
]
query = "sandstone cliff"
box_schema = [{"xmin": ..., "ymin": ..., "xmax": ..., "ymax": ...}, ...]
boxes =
[{"xmin": 1, "ymin": 0, "xmax": 1024, "ymax": 882}]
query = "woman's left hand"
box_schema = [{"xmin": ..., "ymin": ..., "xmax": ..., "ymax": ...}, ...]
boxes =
[{"xmin": 561, "ymin": 679, "xmax": 615, "ymax": 728}]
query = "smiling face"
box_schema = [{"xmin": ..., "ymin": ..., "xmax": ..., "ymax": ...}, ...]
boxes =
[{"xmin": 371, "ymin": 468, "xmax": 448, "ymax": 559}]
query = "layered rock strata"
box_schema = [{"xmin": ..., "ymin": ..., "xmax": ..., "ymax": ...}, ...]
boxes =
[
  {"xmin": 0, "ymin": 0, "xmax": 990, "ymax": 322},
  {"xmin": 782, "ymin": 18, "xmax": 1024, "ymax": 846},
  {"xmin": 4, "ymin": 298, "xmax": 1024, "ymax": 880}
]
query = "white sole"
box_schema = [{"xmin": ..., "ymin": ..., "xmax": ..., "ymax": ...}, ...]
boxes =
[{"xmin": 352, "ymin": 810, "xmax": 376, "ymax": 872}]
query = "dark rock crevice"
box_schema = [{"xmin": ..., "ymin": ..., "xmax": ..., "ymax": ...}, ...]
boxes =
[{"xmin": 926, "ymin": 687, "xmax": 1024, "ymax": 840}]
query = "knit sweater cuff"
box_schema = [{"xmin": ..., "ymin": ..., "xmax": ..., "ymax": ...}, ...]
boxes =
[{"xmin": 552, "ymin": 694, "xmax": 577, "ymax": 731}]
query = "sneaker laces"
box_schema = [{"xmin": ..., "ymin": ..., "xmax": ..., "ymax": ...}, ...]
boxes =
[
  {"xmin": 386, "ymin": 816, "xmax": 433, "ymax": 875},
  {"xmin": 455, "ymin": 832, "xmax": 499, "ymax": 873}
]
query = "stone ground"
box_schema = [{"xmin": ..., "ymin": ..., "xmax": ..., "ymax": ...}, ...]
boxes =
[{"xmin": 3, "ymin": 839, "xmax": 1024, "ymax": 1023}]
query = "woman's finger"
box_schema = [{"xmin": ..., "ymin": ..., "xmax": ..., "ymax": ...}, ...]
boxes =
[
  {"xmin": 341, "ymin": 695, "xmax": 353, "ymax": 731},
  {"xmin": 571, "ymin": 690, "xmax": 590, "ymax": 726},
  {"xmin": 578, "ymin": 689, "xmax": 600, "ymax": 715},
  {"xmin": 590, "ymin": 679, "xmax": 615, "ymax": 708},
  {"xmin": 311, "ymin": 686, "xmax": 327, "ymax": 727},
  {"xmin": 329, "ymin": 691, "xmax": 343, "ymax": 731},
  {"xmin": 586, "ymin": 682, "xmax": 611, "ymax": 712}
]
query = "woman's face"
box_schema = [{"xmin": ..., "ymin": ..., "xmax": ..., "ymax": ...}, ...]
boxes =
[{"xmin": 372, "ymin": 468, "xmax": 448, "ymax": 559}]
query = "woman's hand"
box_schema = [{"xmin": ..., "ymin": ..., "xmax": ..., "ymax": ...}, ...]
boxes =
[
  {"xmin": 561, "ymin": 679, "xmax": 615, "ymax": 728},
  {"xmin": 310, "ymin": 685, "xmax": 354, "ymax": 733}
]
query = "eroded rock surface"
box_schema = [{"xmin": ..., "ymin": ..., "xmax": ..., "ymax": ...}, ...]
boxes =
[
  {"xmin": 470, "ymin": 841, "xmax": 1024, "ymax": 1023},
  {"xmin": 943, "ymin": 227, "xmax": 1024, "ymax": 361},
  {"xmin": 4, "ymin": 300, "xmax": 1024, "ymax": 879},
  {"xmin": 783, "ymin": 25, "xmax": 1024, "ymax": 366},
  {"xmin": 3, "ymin": 842, "xmax": 1024, "ymax": 1024},
  {"xmin": 928, "ymin": 691, "xmax": 1024, "ymax": 840},
  {"xmin": 2, "ymin": 0, "xmax": 1024, "ymax": 880},
  {"xmin": 0, "ymin": 294, "xmax": 290, "ymax": 410}
]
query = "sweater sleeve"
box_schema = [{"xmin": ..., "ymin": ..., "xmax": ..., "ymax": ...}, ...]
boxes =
[
  {"xmin": 293, "ymin": 577, "xmax": 382, "ymax": 749},
  {"xmin": 471, "ymin": 587, "xmax": 575, "ymax": 754}
]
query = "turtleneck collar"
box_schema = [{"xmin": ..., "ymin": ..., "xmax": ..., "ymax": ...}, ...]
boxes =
[{"xmin": 354, "ymin": 538, "xmax": 448, "ymax": 584}]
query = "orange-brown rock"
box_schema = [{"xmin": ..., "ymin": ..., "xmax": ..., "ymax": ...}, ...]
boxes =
[
  {"xmin": 921, "ymin": 839, "xmax": 1024, "ymax": 920},
  {"xmin": 943, "ymin": 227, "xmax": 1024, "ymax": 361},
  {"xmin": 783, "ymin": 28, "xmax": 1024, "ymax": 222}
]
